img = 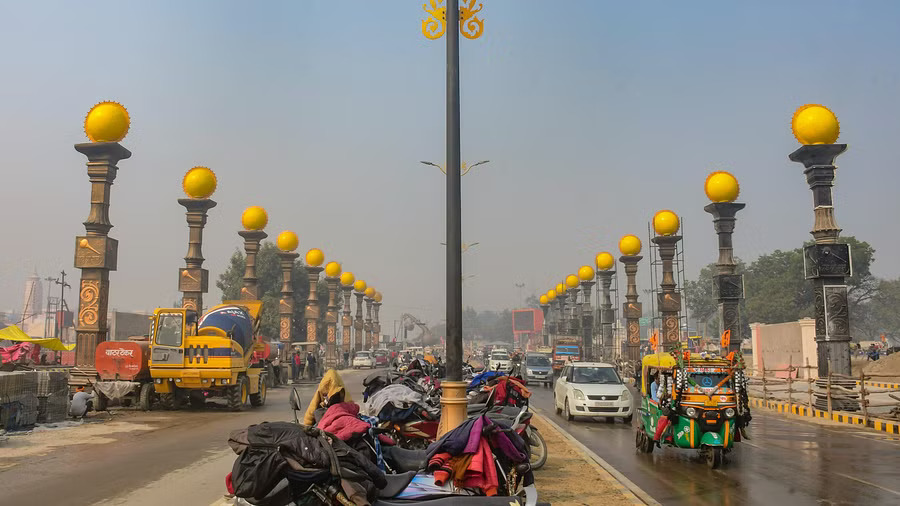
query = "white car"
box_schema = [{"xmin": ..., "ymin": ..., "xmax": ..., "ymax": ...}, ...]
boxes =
[
  {"xmin": 488, "ymin": 351, "xmax": 511, "ymax": 371},
  {"xmin": 554, "ymin": 362, "xmax": 633, "ymax": 423},
  {"xmin": 353, "ymin": 351, "xmax": 375, "ymax": 369}
]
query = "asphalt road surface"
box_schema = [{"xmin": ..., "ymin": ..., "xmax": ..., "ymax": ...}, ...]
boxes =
[
  {"xmin": 526, "ymin": 382, "xmax": 900, "ymax": 505},
  {"xmin": 0, "ymin": 368, "xmax": 374, "ymax": 506}
]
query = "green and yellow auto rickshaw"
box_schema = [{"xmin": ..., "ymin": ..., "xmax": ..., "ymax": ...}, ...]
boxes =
[{"xmin": 635, "ymin": 351, "xmax": 750, "ymax": 468}]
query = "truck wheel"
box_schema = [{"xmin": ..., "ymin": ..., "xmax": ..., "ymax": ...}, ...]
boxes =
[
  {"xmin": 139, "ymin": 383, "xmax": 154, "ymax": 411},
  {"xmin": 159, "ymin": 393, "xmax": 176, "ymax": 411},
  {"xmin": 227, "ymin": 376, "xmax": 248, "ymax": 411},
  {"xmin": 250, "ymin": 375, "xmax": 267, "ymax": 407}
]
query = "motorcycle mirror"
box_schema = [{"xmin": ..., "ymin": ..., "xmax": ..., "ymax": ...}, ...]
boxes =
[{"xmin": 289, "ymin": 387, "xmax": 303, "ymax": 420}]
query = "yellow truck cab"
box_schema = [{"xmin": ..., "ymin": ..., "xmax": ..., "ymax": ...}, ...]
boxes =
[{"xmin": 149, "ymin": 301, "xmax": 266, "ymax": 411}]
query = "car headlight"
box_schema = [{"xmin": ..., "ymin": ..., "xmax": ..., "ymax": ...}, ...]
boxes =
[
  {"xmin": 527, "ymin": 369, "xmax": 534, "ymax": 375},
  {"xmin": 724, "ymin": 408, "xmax": 735, "ymax": 418},
  {"xmin": 574, "ymin": 389, "xmax": 585, "ymax": 400},
  {"xmin": 621, "ymin": 389, "xmax": 631, "ymax": 401},
  {"xmin": 685, "ymin": 407, "xmax": 698, "ymax": 418}
]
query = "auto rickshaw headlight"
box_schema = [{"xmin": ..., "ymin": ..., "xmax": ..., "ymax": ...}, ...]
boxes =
[
  {"xmin": 574, "ymin": 389, "xmax": 585, "ymax": 400},
  {"xmin": 725, "ymin": 408, "xmax": 735, "ymax": 418},
  {"xmin": 685, "ymin": 407, "xmax": 699, "ymax": 418}
]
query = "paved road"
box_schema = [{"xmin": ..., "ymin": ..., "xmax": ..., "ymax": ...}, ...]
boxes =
[
  {"xmin": 527, "ymin": 383, "xmax": 900, "ymax": 505},
  {"xmin": 0, "ymin": 368, "xmax": 373, "ymax": 506}
]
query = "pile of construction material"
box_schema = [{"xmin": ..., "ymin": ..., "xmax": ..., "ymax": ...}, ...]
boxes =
[{"xmin": 0, "ymin": 371, "xmax": 69, "ymax": 430}]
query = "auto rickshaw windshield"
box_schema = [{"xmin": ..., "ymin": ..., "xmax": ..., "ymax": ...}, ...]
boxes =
[{"xmin": 688, "ymin": 371, "xmax": 730, "ymax": 388}]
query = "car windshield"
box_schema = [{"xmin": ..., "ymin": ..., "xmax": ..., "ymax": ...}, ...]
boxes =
[
  {"xmin": 572, "ymin": 366, "xmax": 621, "ymax": 384},
  {"xmin": 526, "ymin": 356, "xmax": 551, "ymax": 367},
  {"xmin": 689, "ymin": 372, "xmax": 730, "ymax": 388},
  {"xmin": 491, "ymin": 353, "xmax": 509, "ymax": 360},
  {"xmin": 373, "ymin": 350, "xmax": 386, "ymax": 357}
]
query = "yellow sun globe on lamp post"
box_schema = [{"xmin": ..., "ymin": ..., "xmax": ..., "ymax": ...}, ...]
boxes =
[
  {"xmin": 84, "ymin": 101, "xmax": 130, "ymax": 142},
  {"xmin": 241, "ymin": 206, "xmax": 268, "ymax": 231},
  {"xmin": 555, "ymin": 283, "xmax": 565, "ymax": 294},
  {"xmin": 365, "ymin": 287, "xmax": 375, "ymax": 298},
  {"xmin": 182, "ymin": 166, "xmax": 217, "ymax": 199},
  {"xmin": 306, "ymin": 248, "xmax": 325, "ymax": 267},
  {"xmin": 653, "ymin": 210, "xmax": 680, "ymax": 236},
  {"xmin": 595, "ymin": 252, "xmax": 615, "ymax": 271},
  {"xmin": 276, "ymin": 230, "xmax": 299, "ymax": 252},
  {"xmin": 578, "ymin": 265, "xmax": 595, "ymax": 281},
  {"xmin": 374, "ymin": 292, "xmax": 383, "ymax": 303},
  {"xmin": 791, "ymin": 104, "xmax": 840, "ymax": 145},
  {"xmin": 354, "ymin": 280, "xmax": 367, "ymax": 293},
  {"xmin": 619, "ymin": 234, "xmax": 642, "ymax": 256},
  {"xmin": 547, "ymin": 289, "xmax": 557, "ymax": 301},
  {"xmin": 325, "ymin": 261, "xmax": 342, "ymax": 277},
  {"xmin": 539, "ymin": 294, "xmax": 549, "ymax": 305},
  {"xmin": 565, "ymin": 275, "xmax": 579, "ymax": 289},
  {"xmin": 340, "ymin": 271, "xmax": 355, "ymax": 286},
  {"xmin": 705, "ymin": 171, "xmax": 740, "ymax": 203}
]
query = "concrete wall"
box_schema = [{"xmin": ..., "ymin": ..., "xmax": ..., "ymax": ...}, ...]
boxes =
[{"xmin": 750, "ymin": 318, "xmax": 817, "ymax": 378}]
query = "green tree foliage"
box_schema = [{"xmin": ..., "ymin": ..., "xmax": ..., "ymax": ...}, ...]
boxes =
[
  {"xmin": 858, "ymin": 278, "xmax": 900, "ymax": 343},
  {"xmin": 215, "ymin": 242, "xmax": 331, "ymax": 342},
  {"xmin": 684, "ymin": 237, "xmax": 877, "ymax": 336}
]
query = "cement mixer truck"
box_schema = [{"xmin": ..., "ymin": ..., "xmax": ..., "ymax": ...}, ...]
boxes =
[{"xmin": 148, "ymin": 301, "xmax": 267, "ymax": 411}]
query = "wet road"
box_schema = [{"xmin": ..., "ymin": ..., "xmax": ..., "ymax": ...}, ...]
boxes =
[{"xmin": 527, "ymin": 383, "xmax": 900, "ymax": 505}]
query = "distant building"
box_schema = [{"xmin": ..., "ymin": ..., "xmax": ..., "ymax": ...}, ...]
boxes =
[{"xmin": 21, "ymin": 272, "xmax": 42, "ymax": 324}]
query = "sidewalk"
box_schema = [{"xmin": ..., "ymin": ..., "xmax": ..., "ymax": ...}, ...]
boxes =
[{"xmin": 531, "ymin": 413, "xmax": 657, "ymax": 506}]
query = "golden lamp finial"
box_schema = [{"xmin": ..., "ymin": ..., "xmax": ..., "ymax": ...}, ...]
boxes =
[
  {"xmin": 182, "ymin": 167, "xmax": 218, "ymax": 199},
  {"xmin": 276, "ymin": 230, "xmax": 299, "ymax": 252},
  {"xmin": 791, "ymin": 104, "xmax": 840, "ymax": 145},
  {"xmin": 84, "ymin": 101, "xmax": 130, "ymax": 143},
  {"xmin": 653, "ymin": 210, "xmax": 680, "ymax": 237},
  {"xmin": 704, "ymin": 171, "xmax": 740, "ymax": 203},
  {"xmin": 241, "ymin": 206, "xmax": 268, "ymax": 231}
]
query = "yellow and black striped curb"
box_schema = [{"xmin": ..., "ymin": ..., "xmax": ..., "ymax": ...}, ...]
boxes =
[
  {"xmin": 749, "ymin": 397, "xmax": 900, "ymax": 435},
  {"xmin": 533, "ymin": 409, "xmax": 660, "ymax": 505},
  {"xmin": 857, "ymin": 380, "xmax": 900, "ymax": 390}
]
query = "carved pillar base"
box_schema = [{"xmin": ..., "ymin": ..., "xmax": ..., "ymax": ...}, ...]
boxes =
[{"xmin": 437, "ymin": 381, "xmax": 468, "ymax": 437}]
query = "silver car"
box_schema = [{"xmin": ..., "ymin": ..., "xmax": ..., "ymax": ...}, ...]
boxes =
[{"xmin": 522, "ymin": 353, "xmax": 553, "ymax": 386}]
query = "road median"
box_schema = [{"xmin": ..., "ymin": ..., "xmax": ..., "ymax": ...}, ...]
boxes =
[
  {"xmin": 531, "ymin": 412, "xmax": 658, "ymax": 505},
  {"xmin": 749, "ymin": 397, "xmax": 900, "ymax": 435}
]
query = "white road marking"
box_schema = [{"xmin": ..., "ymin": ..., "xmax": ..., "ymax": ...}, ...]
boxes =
[{"xmin": 834, "ymin": 472, "xmax": 900, "ymax": 497}]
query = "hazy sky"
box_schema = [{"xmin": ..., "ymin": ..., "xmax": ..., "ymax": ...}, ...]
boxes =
[{"xmin": 2, "ymin": 1, "xmax": 899, "ymax": 333}]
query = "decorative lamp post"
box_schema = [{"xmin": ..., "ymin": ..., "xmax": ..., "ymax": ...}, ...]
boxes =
[
  {"xmin": 304, "ymin": 248, "xmax": 325, "ymax": 351},
  {"xmin": 556, "ymin": 282, "xmax": 568, "ymax": 335},
  {"xmin": 353, "ymin": 280, "xmax": 367, "ymax": 353},
  {"xmin": 595, "ymin": 252, "xmax": 616, "ymax": 361},
  {"xmin": 539, "ymin": 294, "xmax": 550, "ymax": 348},
  {"xmin": 547, "ymin": 289, "xmax": 558, "ymax": 346},
  {"xmin": 178, "ymin": 167, "xmax": 217, "ymax": 314},
  {"xmin": 565, "ymin": 274, "xmax": 580, "ymax": 335},
  {"xmin": 577, "ymin": 266, "xmax": 596, "ymax": 361},
  {"xmin": 364, "ymin": 287, "xmax": 376, "ymax": 350},
  {"xmin": 619, "ymin": 234, "xmax": 643, "ymax": 363},
  {"xmin": 276, "ymin": 231, "xmax": 300, "ymax": 364},
  {"xmin": 789, "ymin": 104, "xmax": 852, "ymax": 379},
  {"xmin": 373, "ymin": 292, "xmax": 383, "ymax": 350},
  {"xmin": 238, "ymin": 206, "xmax": 268, "ymax": 300},
  {"xmin": 72, "ymin": 102, "xmax": 131, "ymax": 381},
  {"xmin": 651, "ymin": 210, "xmax": 683, "ymax": 351},
  {"xmin": 340, "ymin": 271, "xmax": 355, "ymax": 364},
  {"xmin": 703, "ymin": 171, "xmax": 745, "ymax": 354},
  {"xmin": 324, "ymin": 261, "xmax": 342, "ymax": 370}
]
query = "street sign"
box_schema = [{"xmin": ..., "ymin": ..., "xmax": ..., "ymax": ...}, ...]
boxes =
[{"xmin": 639, "ymin": 317, "xmax": 650, "ymax": 326}]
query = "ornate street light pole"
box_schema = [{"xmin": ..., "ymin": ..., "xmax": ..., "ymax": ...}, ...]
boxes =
[
  {"xmin": 578, "ymin": 266, "xmax": 596, "ymax": 361},
  {"xmin": 547, "ymin": 290, "xmax": 559, "ymax": 346},
  {"xmin": 72, "ymin": 102, "xmax": 131, "ymax": 385},
  {"xmin": 364, "ymin": 287, "xmax": 375, "ymax": 351},
  {"xmin": 539, "ymin": 294, "xmax": 550, "ymax": 348},
  {"xmin": 353, "ymin": 280, "xmax": 367, "ymax": 354},
  {"xmin": 178, "ymin": 167, "xmax": 217, "ymax": 314},
  {"xmin": 595, "ymin": 253, "xmax": 616, "ymax": 361},
  {"xmin": 238, "ymin": 206, "xmax": 268, "ymax": 300},
  {"xmin": 423, "ymin": 0, "xmax": 484, "ymax": 437},
  {"xmin": 651, "ymin": 210, "xmax": 683, "ymax": 351},
  {"xmin": 324, "ymin": 261, "xmax": 342, "ymax": 370},
  {"xmin": 340, "ymin": 272, "xmax": 355, "ymax": 366},
  {"xmin": 276, "ymin": 231, "xmax": 300, "ymax": 367},
  {"xmin": 565, "ymin": 275, "xmax": 580, "ymax": 337},
  {"xmin": 619, "ymin": 235, "xmax": 644, "ymax": 363},
  {"xmin": 304, "ymin": 249, "xmax": 325, "ymax": 353},
  {"xmin": 789, "ymin": 104, "xmax": 852, "ymax": 379},
  {"xmin": 556, "ymin": 283, "xmax": 568, "ymax": 337},
  {"xmin": 373, "ymin": 292, "xmax": 383, "ymax": 350},
  {"xmin": 703, "ymin": 171, "xmax": 745, "ymax": 354}
]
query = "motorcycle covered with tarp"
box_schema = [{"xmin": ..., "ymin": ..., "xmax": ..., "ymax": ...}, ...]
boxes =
[{"xmin": 635, "ymin": 350, "xmax": 751, "ymax": 468}]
